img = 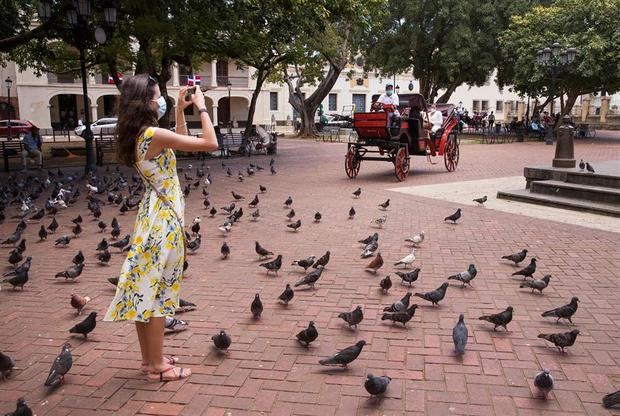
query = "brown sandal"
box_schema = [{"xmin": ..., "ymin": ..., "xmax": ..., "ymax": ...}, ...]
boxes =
[
  {"xmin": 141, "ymin": 356, "xmax": 178, "ymax": 374},
  {"xmin": 147, "ymin": 365, "xmax": 191, "ymax": 382}
]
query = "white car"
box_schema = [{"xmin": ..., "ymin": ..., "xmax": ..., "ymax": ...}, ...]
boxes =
[{"xmin": 75, "ymin": 118, "xmax": 117, "ymax": 137}]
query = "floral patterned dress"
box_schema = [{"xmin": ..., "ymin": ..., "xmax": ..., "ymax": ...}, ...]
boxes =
[{"xmin": 104, "ymin": 127, "xmax": 185, "ymax": 323}]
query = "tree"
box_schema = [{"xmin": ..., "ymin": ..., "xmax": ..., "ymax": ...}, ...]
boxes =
[{"xmin": 497, "ymin": 0, "xmax": 620, "ymax": 116}]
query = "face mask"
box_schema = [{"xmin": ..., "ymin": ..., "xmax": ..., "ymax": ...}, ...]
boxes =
[
  {"xmin": 155, "ymin": 96, "xmax": 167, "ymax": 119},
  {"xmin": 386, "ymin": 90, "xmax": 393, "ymax": 97}
]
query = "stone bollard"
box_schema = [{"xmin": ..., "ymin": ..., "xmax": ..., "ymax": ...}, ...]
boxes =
[{"xmin": 552, "ymin": 115, "xmax": 576, "ymax": 168}]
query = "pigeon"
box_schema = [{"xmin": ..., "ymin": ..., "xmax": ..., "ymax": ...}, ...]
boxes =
[
  {"xmin": 55, "ymin": 263, "xmax": 85, "ymax": 280},
  {"xmin": 260, "ymin": 254, "xmax": 282, "ymax": 275},
  {"xmin": 520, "ymin": 274, "xmax": 551, "ymax": 294},
  {"xmin": 176, "ymin": 298, "xmax": 197, "ymax": 313},
  {"xmin": 212, "ymin": 330, "xmax": 231, "ymax": 351},
  {"xmin": 270, "ymin": 157, "xmax": 275, "ymax": 166},
  {"xmin": 191, "ymin": 220, "xmax": 201, "ymax": 236},
  {"xmin": 278, "ymin": 284, "xmax": 294, "ymax": 305},
  {"xmin": 534, "ymin": 369, "xmax": 554, "ymax": 399},
  {"xmin": 4, "ymin": 256, "xmax": 32, "ymax": 277},
  {"xmin": 578, "ymin": 159, "xmax": 585, "ymax": 171},
  {"xmin": 220, "ymin": 242, "xmax": 230, "ymax": 259},
  {"xmin": 187, "ymin": 234, "xmax": 202, "ymax": 253},
  {"xmin": 378, "ymin": 199, "xmax": 390, "ymax": 210},
  {"xmin": 2, "ymin": 230, "xmax": 23, "ymax": 246},
  {"xmin": 38, "ymin": 225, "xmax": 48, "ymax": 241},
  {"xmin": 209, "ymin": 207, "xmax": 217, "ymax": 217},
  {"xmin": 542, "ymin": 297, "xmax": 579, "ymax": 324},
  {"xmin": 255, "ymin": 241, "xmax": 273, "ymax": 258},
  {"xmin": 203, "ymin": 198, "xmax": 211, "ymax": 209},
  {"xmin": 97, "ymin": 249, "xmax": 111, "ymax": 265},
  {"xmin": 286, "ymin": 209, "xmax": 296, "ymax": 221},
  {"xmin": 448, "ymin": 264, "xmax": 477, "ymax": 287},
  {"xmin": 348, "ymin": 206, "xmax": 356, "ymax": 219},
  {"xmin": 473, "ymin": 195, "xmax": 487, "ymax": 206},
  {"xmin": 352, "ymin": 188, "xmax": 362, "ymax": 198},
  {"xmin": 502, "ymin": 249, "xmax": 528, "ymax": 265},
  {"xmin": 381, "ymin": 304, "xmax": 417, "ymax": 326},
  {"xmin": 361, "ymin": 239, "xmax": 378, "ymax": 258},
  {"xmin": 313, "ymin": 251, "xmax": 330, "ymax": 268},
  {"xmin": 71, "ymin": 222, "xmax": 82, "ymax": 237},
  {"xmin": 110, "ymin": 234, "xmax": 130, "ymax": 251},
  {"xmin": 251, "ymin": 293, "xmax": 263, "ymax": 318},
  {"xmin": 444, "ymin": 208, "xmax": 462, "ymax": 223},
  {"xmin": 270, "ymin": 165, "xmax": 277, "ymax": 175},
  {"xmin": 479, "ymin": 306, "xmax": 513, "ymax": 331},
  {"xmin": 314, "ymin": 212, "xmax": 322, "ymax": 222},
  {"xmin": 294, "ymin": 265, "xmax": 324, "ymax": 289},
  {"xmin": 395, "ymin": 268, "xmax": 421, "ymax": 286},
  {"xmin": 54, "ymin": 235, "xmax": 72, "ymax": 247},
  {"xmin": 71, "ymin": 214, "xmax": 83, "ymax": 225},
  {"xmin": 371, "ymin": 215, "xmax": 387, "ymax": 228},
  {"xmin": 319, "ymin": 340, "xmax": 366, "ymax": 367},
  {"xmin": 4, "ymin": 397, "xmax": 32, "ymax": 416},
  {"xmin": 284, "ymin": 196, "xmax": 293, "ymax": 208},
  {"xmin": 602, "ymin": 391, "xmax": 620, "ymax": 409},
  {"xmin": 394, "ymin": 249, "xmax": 416, "ymax": 268},
  {"xmin": 365, "ymin": 374, "xmax": 392, "ymax": 397},
  {"xmin": 110, "ymin": 226, "xmax": 121, "ymax": 239},
  {"xmin": 379, "ymin": 275, "xmax": 392, "ymax": 293},
  {"xmin": 164, "ymin": 317, "xmax": 188, "ymax": 333},
  {"xmin": 44, "ymin": 343, "xmax": 72, "ymax": 387},
  {"xmin": 296, "ymin": 321, "xmax": 318, "ymax": 347},
  {"xmin": 338, "ymin": 306, "xmax": 364, "ymax": 328},
  {"xmin": 404, "ymin": 231, "xmax": 425, "ymax": 246},
  {"xmin": 250, "ymin": 209, "xmax": 260, "ymax": 221},
  {"xmin": 221, "ymin": 203, "xmax": 235, "ymax": 214},
  {"xmin": 1, "ymin": 270, "xmax": 29, "ymax": 290},
  {"xmin": 452, "ymin": 314, "xmax": 468, "ymax": 355},
  {"xmin": 69, "ymin": 311, "xmax": 97, "ymax": 339},
  {"xmin": 0, "ymin": 351, "xmax": 16, "ymax": 380},
  {"xmin": 414, "ymin": 282, "xmax": 449, "ymax": 306},
  {"xmin": 291, "ymin": 256, "xmax": 316, "ymax": 271},
  {"xmin": 512, "ymin": 258, "xmax": 537, "ymax": 280},
  {"xmin": 287, "ymin": 219, "xmax": 301, "ymax": 231},
  {"xmin": 249, "ymin": 195, "xmax": 259, "ymax": 207},
  {"xmin": 259, "ymin": 185, "xmax": 267, "ymax": 193},
  {"xmin": 365, "ymin": 252, "xmax": 384, "ymax": 273},
  {"xmin": 70, "ymin": 294, "xmax": 91, "ymax": 315},
  {"xmin": 47, "ymin": 217, "xmax": 59, "ymax": 233},
  {"xmin": 107, "ymin": 276, "xmax": 119, "ymax": 286},
  {"xmin": 383, "ymin": 292, "xmax": 412, "ymax": 313},
  {"xmin": 8, "ymin": 249, "xmax": 23, "ymax": 268},
  {"xmin": 231, "ymin": 191, "xmax": 244, "ymax": 200},
  {"xmin": 15, "ymin": 239, "xmax": 26, "ymax": 254},
  {"xmin": 96, "ymin": 238, "xmax": 109, "ymax": 252},
  {"xmin": 359, "ymin": 233, "xmax": 379, "ymax": 245},
  {"xmin": 218, "ymin": 222, "xmax": 232, "ymax": 234},
  {"xmin": 586, "ymin": 162, "xmax": 595, "ymax": 173},
  {"xmin": 538, "ymin": 329, "xmax": 580, "ymax": 353}
]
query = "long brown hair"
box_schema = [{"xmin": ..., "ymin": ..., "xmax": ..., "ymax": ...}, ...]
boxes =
[{"xmin": 116, "ymin": 74, "xmax": 159, "ymax": 165}]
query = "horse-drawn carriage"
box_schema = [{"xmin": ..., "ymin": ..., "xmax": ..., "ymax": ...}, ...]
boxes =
[{"xmin": 345, "ymin": 93, "xmax": 459, "ymax": 181}]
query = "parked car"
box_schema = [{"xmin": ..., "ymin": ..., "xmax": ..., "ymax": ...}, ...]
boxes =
[
  {"xmin": 0, "ymin": 120, "xmax": 38, "ymax": 140},
  {"xmin": 75, "ymin": 117, "xmax": 117, "ymax": 137}
]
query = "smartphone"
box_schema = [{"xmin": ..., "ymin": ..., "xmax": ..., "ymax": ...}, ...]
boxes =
[{"xmin": 185, "ymin": 86, "xmax": 196, "ymax": 101}]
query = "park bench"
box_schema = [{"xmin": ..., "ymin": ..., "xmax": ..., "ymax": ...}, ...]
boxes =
[
  {"xmin": 220, "ymin": 132, "xmax": 245, "ymax": 158},
  {"xmin": 0, "ymin": 140, "xmax": 24, "ymax": 172},
  {"xmin": 95, "ymin": 136, "xmax": 116, "ymax": 166}
]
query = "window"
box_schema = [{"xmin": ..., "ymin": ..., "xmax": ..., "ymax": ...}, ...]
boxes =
[
  {"xmin": 270, "ymin": 92, "xmax": 278, "ymax": 111},
  {"xmin": 496, "ymin": 101, "xmax": 503, "ymax": 112},
  {"xmin": 328, "ymin": 93, "xmax": 338, "ymax": 111},
  {"xmin": 472, "ymin": 100, "xmax": 480, "ymax": 112},
  {"xmin": 481, "ymin": 100, "xmax": 489, "ymax": 111},
  {"xmin": 352, "ymin": 94, "xmax": 366, "ymax": 112},
  {"xmin": 216, "ymin": 60, "xmax": 228, "ymax": 86}
]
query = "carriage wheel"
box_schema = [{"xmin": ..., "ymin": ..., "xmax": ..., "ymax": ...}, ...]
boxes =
[
  {"xmin": 394, "ymin": 146, "xmax": 410, "ymax": 181},
  {"xmin": 444, "ymin": 137, "xmax": 459, "ymax": 172},
  {"xmin": 345, "ymin": 146, "xmax": 361, "ymax": 178}
]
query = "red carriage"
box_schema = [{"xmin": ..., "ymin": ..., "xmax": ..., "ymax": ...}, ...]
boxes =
[{"xmin": 345, "ymin": 93, "xmax": 460, "ymax": 181}]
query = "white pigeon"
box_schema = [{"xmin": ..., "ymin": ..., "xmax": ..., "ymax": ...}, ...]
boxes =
[
  {"xmin": 86, "ymin": 184, "xmax": 98, "ymax": 193},
  {"xmin": 371, "ymin": 215, "xmax": 387, "ymax": 228},
  {"xmin": 393, "ymin": 249, "xmax": 416, "ymax": 268},
  {"xmin": 404, "ymin": 231, "xmax": 425, "ymax": 246},
  {"xmin": 218, "ymin": 222, "xmax": 232, "ymax": 234},
  {"xmin": 20, "ymin": 200, "xmax": 30, "ymax": 212},
  {"xmin": 192, "ymin": 216, "xmax": 201, "ymax": 225}
]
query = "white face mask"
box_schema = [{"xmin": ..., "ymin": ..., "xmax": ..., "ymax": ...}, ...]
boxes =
[{"xmin": 154, "ymin": 96, "xmax": 167, "ymax": 119}]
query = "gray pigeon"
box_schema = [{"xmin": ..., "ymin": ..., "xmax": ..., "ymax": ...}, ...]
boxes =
[
  {"xmin": 1, "ymin": 269, "xmax": 28, "ymax": 290},
  {"xmin": 296, "ymin": 321, "xmax": 318, "ymax": 347},
  {"xmin": 603, "ymin": 391, "xmax": 620, "ymax": 408},
  {"xmin": 312, "ymin": 251, "xmax": 330, "ymax": 268},
  {"xmin": 55, "ymin": 262, "xmax": 85, "ymax": 280},
  {"xmin": 5, "ymin": 397, "xmax": 33, "ymax": 416},
  {"xmin": 444, "ymin": 208, "xmax": 461, "ymax": 223},
  {"xmin": 534, "ymin": 368, "xmax": 554, "ymax": 399},
  {"xmin": 164, "ymin": 317, "xmax": 188, "ymax": 333},
  {"xmin": 212, "ymin": 330, "xmax": 232, "ymax": 351},
  {"xmin": 220, "ymin": 242, "xmax": 230, "ymax": 259},
  {"xmin": 260, "ymin": 254, "xmax": 282, "ymax": 275},
  {"xmin": 69, "ymin": 311, "xmax": 97, "ymax": 339},
  {"xmin": 294, "ymin": 265, "xmax": 324, "ymax": 289},
  {"xmin": 520, "ymin": 274, "xmax": 551, "ymax": 294},
  {"xmin": 319, "ymin": 340, "xmax": 366, "ymax": 367},
  {"xmin": 512, "ymin": 258, "xmax": 537, "ymax": 280},
  {"xmin": 291, "ymin": 256, "xmax": 316, "ymax": 271},
  {"xmin": 381, "ymin": 304, "xmax": 417, "ymax": 326},
  {"xmin": 255, "ymin": 241, "xmax": 273, "ymax": 259},
  {"xmin": 541, "ymin": 297, "xmax": 579, "ymax": 324},
  {"xmin": 251, "ymin": 293, "xmax": 263, "ymax": 318},
  {"xmin": 452, "ymin": 314, "xmax": 468, "ymax": 355},
  {"xmin": 414, "ymin": 282, "xmax": 449, "ymax": 306},
  {"xmin": 448, "ymin": 264, "xmax": 477, "ymax": 287},
  {"xmin": 278, "ymin": 284, "xmax": 294, "ymax": 305},
  {"xmin": 502, "ymin": 249, "xmax": 528, "ymax": 265},
  {"xmin": 383, "ymin": 292, "xmax": 412, "ymax": 312},
  {"xmin": 44, "ymin": 343, "xmax": 73, "ymax": 387},
  {"xmin": 479, "ymin": 306, "xmax": 513, "ymax": 331},
  {"xmin": 0, "ymin": 351, "xmax": 16, "ymax": 380},
  {"xmin": 538, "ymin": 329, "xmax": 580, "ymax": 353},
  {"xmin": 364, "ymin": 374, "xmax": 391, "ymax": 397},
  {"xmin": 395, "ymin": 268, "xmax": 420, "ymax": 286},
  {"xmin": 338, "ymin": 306, "xmax": 364, "ymax": 328},
  {"xmin": 54, "ymin": 235, "xmax": 72, "ymax": 247}
]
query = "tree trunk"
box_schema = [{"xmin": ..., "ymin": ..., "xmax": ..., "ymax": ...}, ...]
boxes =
[
  {"xmin": 244, "ymin": 69, "xmax": 266, "ymax": 138},
  {"xmin": 418, "ymin": 76, "xmax": 432, "ymax": 99},
  {"xmin": 562, "ymin": 93, "xmax": 578, "ymax": 117},
  {"xmin": 436, "ymin": 82, "xmax": 458, "ymax": 103}
]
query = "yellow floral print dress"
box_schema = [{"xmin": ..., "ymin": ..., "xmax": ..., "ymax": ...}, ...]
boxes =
[{"xmin": 104, "ymin": 127, "xmax": 185, "ymax": 323}]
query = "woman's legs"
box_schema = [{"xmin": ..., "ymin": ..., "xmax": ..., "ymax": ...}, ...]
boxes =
[{"xmin": 135, "ymin": 321, "xmax": 149, "ymax": 364}]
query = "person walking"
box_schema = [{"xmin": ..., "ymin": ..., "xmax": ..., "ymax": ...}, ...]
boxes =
[
  {"xmin": 21, "ymin": 126, "xmax": 43, "ymax": 171},
  {"xmin": 487, "ymin": 111, "xmax": 495, "ymax": 131},
  {"xmin": 104, "ymin": 74, "xmax": 217, "ymax": 382}
]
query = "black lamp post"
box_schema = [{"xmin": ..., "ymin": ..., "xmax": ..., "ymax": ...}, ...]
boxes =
[
  {"xmin": 536, "ymin": 43, "xmax": 576, "ymax": 145},
  {"xmin": 37, "ymin": 0, "xmax": 117, "ymax": 173},
  {"xmin": 5, "ymin": 76, "xmax": 12, "ymax": 140},
  {"xmin": 227, "ymin": 81, "xmax": 232, "ymax": 133}
]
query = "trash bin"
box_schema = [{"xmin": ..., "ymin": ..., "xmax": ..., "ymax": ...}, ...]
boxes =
[{"xmin": 267, "ymin": 133, "xmax": 277, "ymax": 155}]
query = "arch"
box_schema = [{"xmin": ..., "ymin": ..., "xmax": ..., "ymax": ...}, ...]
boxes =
[
  {"xmin": 48, "ymin": 93, "xmax": 92, "ymax": 130},
  {"xmin": 96, "ymin": 94, "xmax": 120, "ymax": 119},
  {"xmin": 217, "ymin": 96, "xmax": 250, "ymax": 128}
]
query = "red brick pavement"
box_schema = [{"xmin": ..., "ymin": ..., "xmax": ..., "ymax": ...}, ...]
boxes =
[{"xmin": 0, "ymin": 138, "xmax": 619, "ymax": 415}]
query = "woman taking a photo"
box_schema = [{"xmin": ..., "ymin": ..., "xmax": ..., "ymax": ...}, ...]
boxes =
[{"xmin": 104, "ymin": 74, "xmax": 217, "ymax": 382}]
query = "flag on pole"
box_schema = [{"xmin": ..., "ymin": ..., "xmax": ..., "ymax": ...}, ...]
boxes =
[
  {"xmin": 108, "ymin": 73, "xmax": 124, "ymax": 84},
  {"xmin": 187, "ymin": 74, "xmax": 201, "ymax": 86}
]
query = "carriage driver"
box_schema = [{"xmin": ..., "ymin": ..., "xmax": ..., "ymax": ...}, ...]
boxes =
[{"xmin": 377, "ymin": 82, "xmax": 400, "ymax": 126}]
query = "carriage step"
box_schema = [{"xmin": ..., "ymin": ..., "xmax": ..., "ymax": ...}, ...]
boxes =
[
  {"xmin": 530, "ymin": 180, "xmax": 620, "ymax": 205},
  {"xmin": 496, "ymin": 189, "xmax": 620, "ymax": 217}
]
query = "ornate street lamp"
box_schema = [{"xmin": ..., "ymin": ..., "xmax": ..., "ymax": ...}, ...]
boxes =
[
  {"xmin": 227, "ymin": 81, "xmax": 232, "ymax": 133},
  {"xmin": 5, "ymin": 77, "xmax": 13, "ymax": 140}
]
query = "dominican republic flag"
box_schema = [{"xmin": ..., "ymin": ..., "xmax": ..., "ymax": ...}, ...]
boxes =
[
  {"xmin": 107, "ymin": 73, "xmax": 123, "ymax": 84},
  {"xmin": 187, "ymin": 74, "xmax": 201, "ymax": 86}
]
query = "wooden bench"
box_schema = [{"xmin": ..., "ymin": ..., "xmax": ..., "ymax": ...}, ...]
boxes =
[
  {"xmin": 95, "ymin": 136, "xmax": 116, "ymax": 166},
  {"xmin": 220, "ymin": 132, "xmax": 245, "ymax": 158},
  {"xmin": 0, "ymin": 140, "xmax": 24, "ymax": 172}
]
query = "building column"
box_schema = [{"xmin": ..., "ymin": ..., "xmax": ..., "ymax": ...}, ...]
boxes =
[
  {"xmin": 91, "ymin": 104, "xmax": 98, "ymax": 122},
  {"xmin": 89, "ymin": 74, "xmax": 96, "ymax": 85},
  {"xmin": 212, "ymin": 104, "xmax": 218, "ymax": 125},
  {"xmin": 600, "ymin": 96, "xmax": 610, "ymax": 123},
  {"xmin": 172, "ymin": 62, "xmax": 180, "ymax": 87},
  {"xmin": 516, "ymin": 100, "xmax": 525, "ymax": 121},
  {"xmin": 503, "ymin": 100, "xmax": 513, "ymax": 121},
  {"xmin": 580, "ymin": 96, "xmax": 590, "ymax": 122},
  {"xmin": 210, "ymin": 60, "xmax": 217, "ymax": 88}
]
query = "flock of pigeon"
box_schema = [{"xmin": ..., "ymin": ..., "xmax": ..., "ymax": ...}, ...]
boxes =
[{"xmin": 0, "ymin": 152, "xmax": 618, "ymax": 414}]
